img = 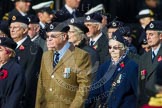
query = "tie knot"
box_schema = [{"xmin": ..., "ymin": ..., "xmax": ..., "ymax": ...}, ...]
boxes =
[
  {"xmin": 55, "ymin": 52, "xmax": 60, "ymax": 56},
  {"xmin": 90, "ymin": 41, "xmax": 95, "ymax": 46}
]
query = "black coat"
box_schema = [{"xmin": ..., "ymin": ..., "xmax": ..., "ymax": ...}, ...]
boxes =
[
  {"xmin": 0, "ymin": 58, "xmax": 25, "ymax": 108},
  {"xmin": 138, "ymin": 44, "xmax": 162, "ymax": 106},
  {"xmin": 90, "ymin": 33, "xmax": 110, "ymax": 65},
  {"xmin": 15, "ymin": 36, "xmax": 43, "ymax": 108}
]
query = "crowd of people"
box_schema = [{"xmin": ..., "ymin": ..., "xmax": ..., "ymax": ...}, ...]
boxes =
[{"xmin": 0, "ymin": 0, "xmax": 162, "ymax": 108}]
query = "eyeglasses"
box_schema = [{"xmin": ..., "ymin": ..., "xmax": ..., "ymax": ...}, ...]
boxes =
[
  {"xmin": 108, "ymin": 45, "xmax": 122, "ymax": 50},
  {"xmin": 46, "ymin": 33, "xmax": 64, "ymax": 39}
]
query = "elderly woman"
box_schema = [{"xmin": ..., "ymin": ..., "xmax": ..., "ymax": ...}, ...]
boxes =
[
  {"xmin": 86, "ymin": 32, "xmax": 138, "ymax": 108},
  {"xmin": 0, "ymin": 37, "xmax": 25, "ymax": 108},
  {"xmin": 68, "ymin": 21, "xmax": 99, "ymax": 67}
]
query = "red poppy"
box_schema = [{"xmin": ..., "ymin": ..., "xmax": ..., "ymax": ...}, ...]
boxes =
[
  {"xmin": 120, "ymin": 62, "xmax": 125, "ymax": 68},
  {"xmin": 157, "ymin": 55, "xmax": 162, "ymax": 62},
  {"xmin": 0, "ymin": 69, "xmax": 8, "ymax": 79},
  {"xmin": 19, "ymin": 45, "xmax": 25, "ymax": 51},
  {"xmin": 141, "ymin": 69, "xmax": 147, "ymax": 76}
]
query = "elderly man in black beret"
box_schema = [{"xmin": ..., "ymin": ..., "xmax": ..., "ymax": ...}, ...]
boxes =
[
  {"xmin": 138, "ymin": 20, "xmax": 162, "ymax": 107},
  {"xmin": 0, "ymin": 37, "xmax": 25, "ymax": 108},
  {"xmin": 84, "ymin": 13, "xmax": 110, "ymax": 65},
  {"xmin": 9, "ymin": 15, "xmax": 43, "ymax": 108}
]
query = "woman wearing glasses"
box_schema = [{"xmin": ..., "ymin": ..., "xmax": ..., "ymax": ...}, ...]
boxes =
[{"xmin": 86, "ymin": 31, "xmax": 138, "ymax": 108}]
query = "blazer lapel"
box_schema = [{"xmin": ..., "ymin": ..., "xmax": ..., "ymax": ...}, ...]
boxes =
[
  {"xmin": 147, "ymin": 45, "xmax": 162, "ymax": 79},
  {"xmin": 52, "ymin": 44, "xmax": 75, "ymax": 73},
  {"xmin": 44, "ymin": 51, "xmax": 54, "ymax": 75}
]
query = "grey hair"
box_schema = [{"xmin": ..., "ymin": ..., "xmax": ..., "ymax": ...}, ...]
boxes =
[{"xmin": 20, "ymin": 23, "xmax": 28, "ymax": 29}]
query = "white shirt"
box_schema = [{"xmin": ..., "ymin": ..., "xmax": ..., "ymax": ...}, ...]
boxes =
[
  {"xmin": 16, "ymin": 36, "xmax": 27, "ymax": 49},
  {"xmin": 89, "ymin": 32, "xmax": 103, "ymax": 45},
  {"xmin": 39, "ymin": 21, "xmax": 45, "ymax": 29},
  {"xmin": 31, "ymin": 35, "xmax": 39, "ymax": 42}
]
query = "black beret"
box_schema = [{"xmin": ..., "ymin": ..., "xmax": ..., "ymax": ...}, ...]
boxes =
[
  {"xmin": 68, "ymin": 18, "xmax": 89, "ymax": 33},
  {"xmin": 84, "ymin": 13, "xmax": 102, "ymax": 23},
  {"xmin": 145, "ymin": 21, "xmax": 162, "ymax": 31},
  {"xmin": 28, "ymin": 15, "xmax": 39, "ymax": 24},
  {"xmin": 45, "ymin": 22, "xmax": 70, "ymax": 33},
  {"xmin": 107, "ymin": 21, "xmax": 124, "ymax": 28},
  {"xmin": 0, "ymin": 21, "xmax": 10, "ymax": 36},
  {"xmin": 0, "ymin": 37, "xmax": 17, "ymax": 50},
  {"xmin": 10, "ymin": 15, "xmax": 29, "ymax": 25},
  {"xmin": 156, "ymin": 61, "xmax": 162, "ymax": 85},
  {"xmin": 111, "ymin": 29, "xmax": 128, "ymax": 45}
]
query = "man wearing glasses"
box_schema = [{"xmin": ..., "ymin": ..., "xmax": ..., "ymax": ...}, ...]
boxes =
[{"xmin": 35, "ymin": 22, "xmax": 92, "ymax": 108}]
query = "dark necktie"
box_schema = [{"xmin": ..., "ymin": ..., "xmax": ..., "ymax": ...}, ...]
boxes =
[
  {"xmin": 152, "ymin": 51, "xmax": 156, "ymax": 62},
  {"xmin": 90, "ymin": 41, "xmax": 95, "ymax": 46},
  {"xmin": 53, "ymin": 52, "xmax": 60, "ymax": 68},
  {"xmin": 72, "ymin": 11, "xmax": 76, "ymax": 18}
]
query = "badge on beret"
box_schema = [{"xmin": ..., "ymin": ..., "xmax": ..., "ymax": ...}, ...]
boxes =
[
  {"xmin": 113, "ymin": 35, "xmax": 117, "ymax": 40},
  {"xmin": 27, "ymin": 17, "xmax": 31, "ymax": 22},
  {"xmin": 50, "ymin": 24, "xmax": 54, "ymax": 30},
  {"xmin": 112, "ymin": 22, "xmax": 117, "ymax": 27},
  {"xmin": 70, "ymin": 18, "xmax": 74, "ymax": 23},
  {"xmin": 86, "ymin": 16, "xmax": 90, "ymax": 20},
  {"xmin": 0, "ymin": 40, "xmax": 1, "ymax": 44},
  {"xmin": 12, "ymin": 16, "xmax": 16, "ymax": 21},
  {"xmin": 149, "ymin": 23, "xmax": 154, "ymax": 28}
]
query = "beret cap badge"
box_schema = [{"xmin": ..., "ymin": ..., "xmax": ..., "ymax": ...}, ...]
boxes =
[
  {"xmin": 149, "ymin": 23, "xmax": 154, "ymax": 28},
  {"xmin": 86, "ymin": 16, "xmax": 90, "ymax": 20},
  {"xmin": 12, "ymin": 16, "xmax": 16, "ymax": 21},
  {"xmin": 112, "ymin": 22, "xmax": 117, "ymax": 27},
  {"xmin": 70, "ymin": 18, "xmax": 74, "ymax": 23},
  {"xmin": 50, "ymin": 24, "xmax": 54, "ymax": 30}
]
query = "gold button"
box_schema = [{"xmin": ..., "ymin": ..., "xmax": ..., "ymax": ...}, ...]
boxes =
[
  {"xmin": 51, "ymin": 75, "xmax": 54, "ymax": 78},
  {"xmin": 49, "ymin": 88, "xmax": 52, "ymax": 91}
]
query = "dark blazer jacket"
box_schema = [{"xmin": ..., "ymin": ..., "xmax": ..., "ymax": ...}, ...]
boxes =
[
  {"xmin": 139, "ymin": 44, "xmax": 162, "ymax": 106},
  {"xmin": 0, "ymin": 58, "xmax": 25, "ymax": 108},
  {"xmin": 15, "ymin": 36, "xmax": 43, "ymax": 108},
  {"xmin": 32, "ymin": 36, "xmax": 47, "ymax": 52},
  {"xmin": 91, "ymin": 33, "xmax": 110, "ymax": 65}
]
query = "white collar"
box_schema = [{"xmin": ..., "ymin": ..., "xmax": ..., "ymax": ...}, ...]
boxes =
[
  {"xmin": 89, "ymin": 32, "xmax": 103, "ymax": 45},
  {"xmin": 31, "ymin": 35, "xmax": 39, "ymax": 42},
  {"xmin": 152, "ymin": 44, "xmax": 161, "ymax": 56},
  {"xmin": 65, "ymin": 4, "xmax": 75, "ymax": 14},
  {"xmin": 16, "ymin": 36, "xmax": 27, "ymax": 49},
  {"xmin": 39, "ymin": 21, "xmax": 45, "ymax": 29}
]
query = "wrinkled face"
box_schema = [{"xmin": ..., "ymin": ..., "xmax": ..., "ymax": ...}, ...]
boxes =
[
  {"xmin": 0, "ymin": 46, "xmax": 10, "ymax": 64},
  {"xmin": 146, "ymin": 30, "xmax": 162, "ymax": 48},
  {"xmin": 9, "ymin": 22, "xmax": 27, "ymax": 42},
  {"xmin": 46, "ymin": 31, "xmax": 67, "ymax": 50},
  {"xmin": 28, "ymin": 24, "xmax": 40, "ymax": 39},
  {"xmin": 139, "ymin": 17, "xmax": 153, "ymax": 28},
  {"xmin": 66, "ymin": 0, "xmax": 81, "ymax": 9},
  {"xmin": 16, "ymin": 1, "xmax": 31, "ymax": 13},
  {"xmin": 38, "ymin": 12, "xmax": 53, "ymax": 23},
  {"xmin": 109, "ymin": 39, "xmax": 125, "ymax": 62},
  {"xmin": 107, "ymin": 28, "xmax": 117, "ymax": 39},
  {"xmin": 85, "ymin": 22, "xmax": 99, "ymax": 38}
]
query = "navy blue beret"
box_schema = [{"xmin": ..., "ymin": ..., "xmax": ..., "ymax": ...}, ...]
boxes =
[
  {"xmin": 28, "ymin": 15, "xmax": 39, "ymax": 24},
  {"xmin": 145, "ymin": 21, "xmax": 162, "ymax": 31},
  {"xmin": 0, "ymin": 37, "xmax": 17, "ymax": 50},
  {"xmin": 68, "ymin": 18, "xmax": 89, "ymax": 33},
  {"xmin": 84, "ymin": 13, "xmax": 102, "ymax": 23},
  {"xmin": 10, "ymin": 15, "xmax": 29, "ymax": 25},
  {"xmin": 45, "ymin": 22, "xmax": 69, "ymax": 33},
  {"xmin": 107, "ymin": 21, "xmax": 124, "ymax": 28}
]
